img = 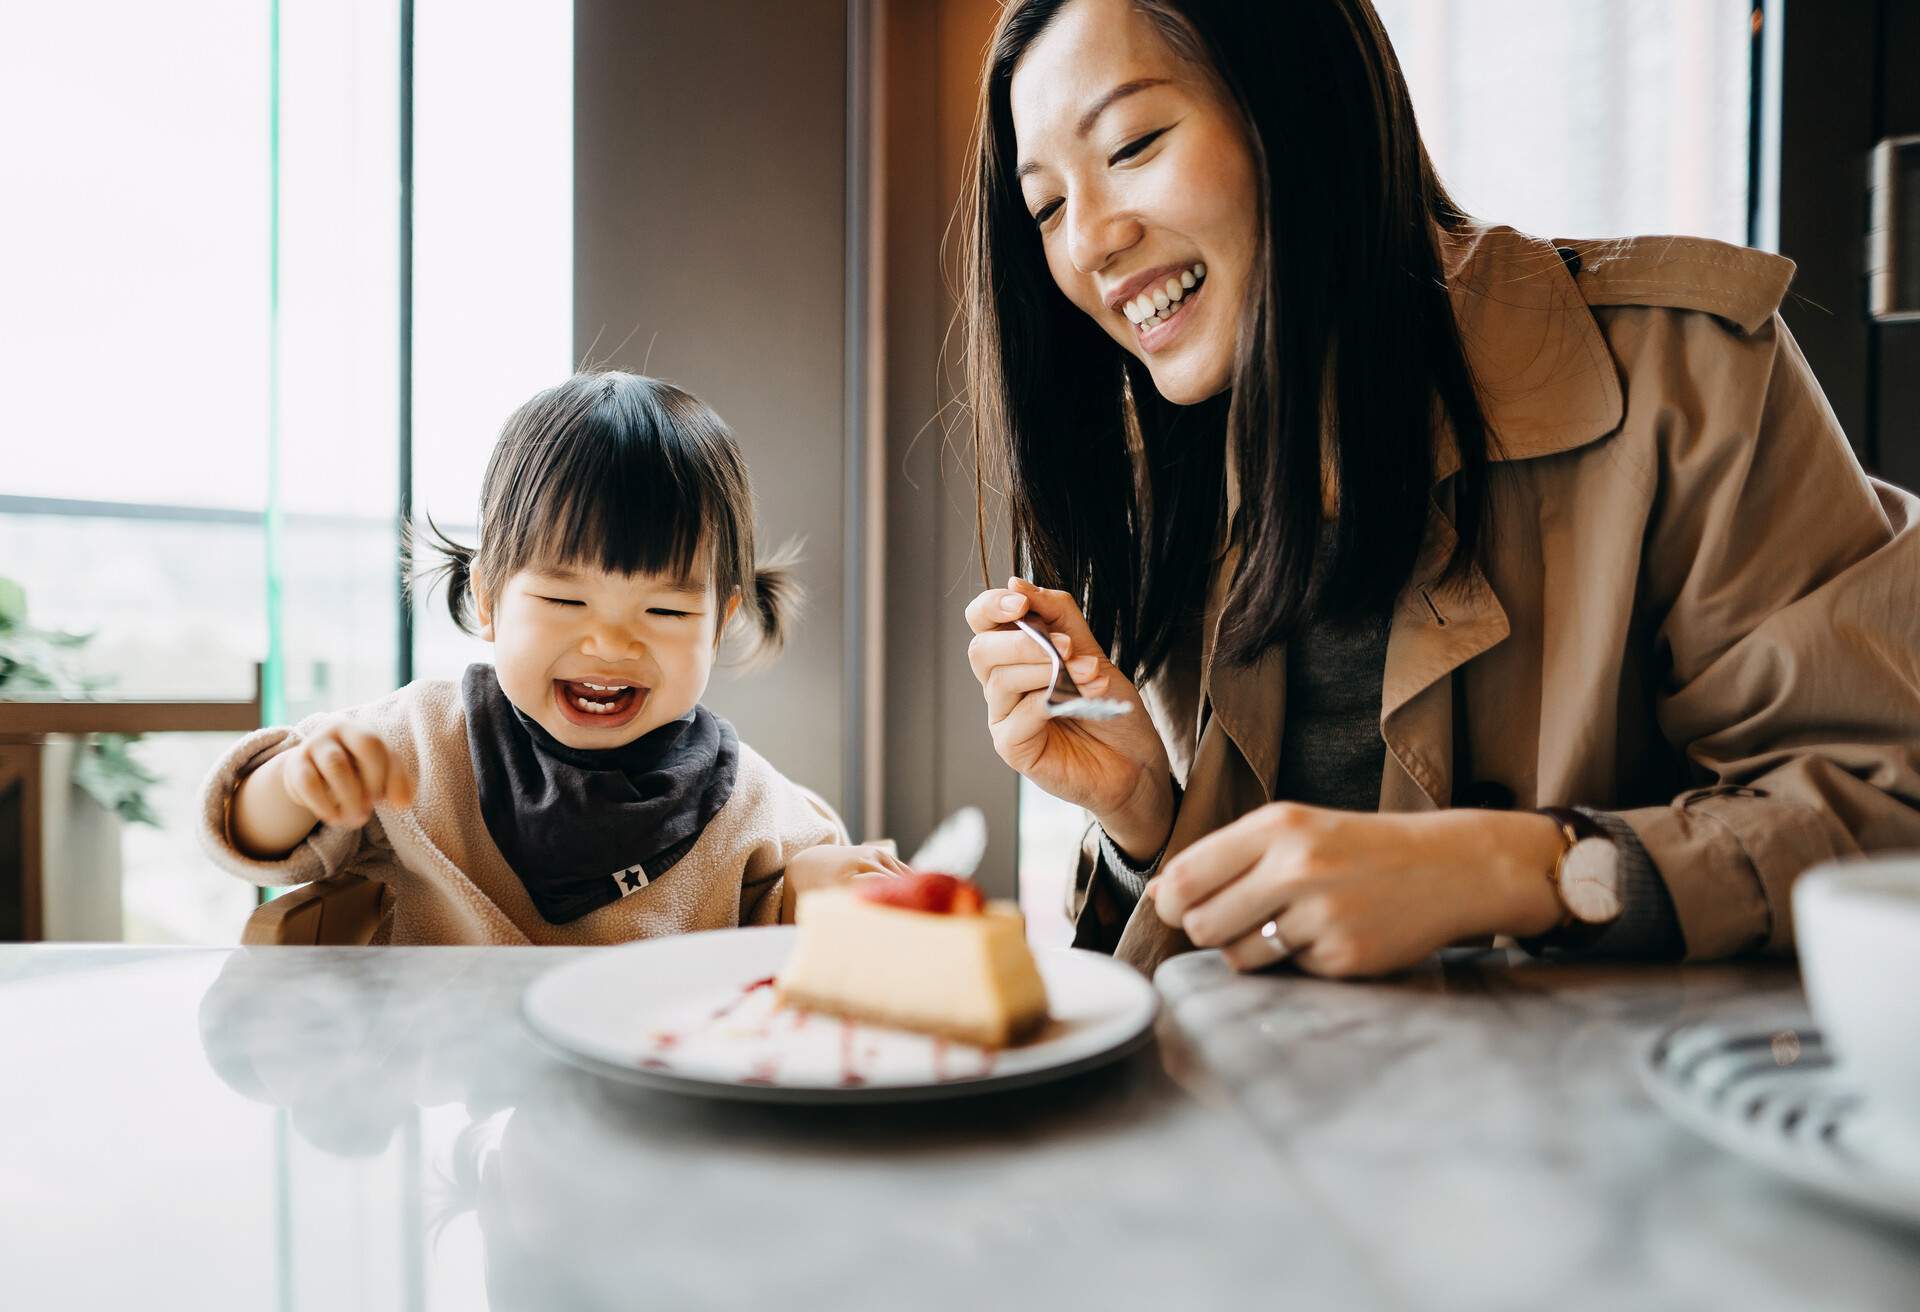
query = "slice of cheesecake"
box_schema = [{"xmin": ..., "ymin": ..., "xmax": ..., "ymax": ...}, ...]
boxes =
[{"xmin": 774, "ymin": 873, "xmax": 1049, "ymax": 1048}]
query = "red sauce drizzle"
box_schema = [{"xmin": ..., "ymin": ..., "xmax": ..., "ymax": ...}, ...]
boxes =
[
  {"xmin": 641, "ymin": 976, "xmax": 782, "ymax": 1071},
  {"xmin": 838, "ymin": 1018, "xmax": 865, "ymax": 1087}
]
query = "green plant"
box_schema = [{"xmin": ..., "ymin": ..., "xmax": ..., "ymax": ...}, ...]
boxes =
[{"xmin": 0, "ymin": 576, "xmax": 161, "ymax": 826}]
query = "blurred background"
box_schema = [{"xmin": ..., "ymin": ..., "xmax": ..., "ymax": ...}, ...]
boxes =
[{"xmin": 2, "ymin": 0, "xmax": 1915, "ymax": 946}]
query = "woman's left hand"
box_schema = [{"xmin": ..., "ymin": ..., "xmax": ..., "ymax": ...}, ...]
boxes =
[{"xmin": 1144, "ymin": 804, "xmax": 1569, "ymax": 977}]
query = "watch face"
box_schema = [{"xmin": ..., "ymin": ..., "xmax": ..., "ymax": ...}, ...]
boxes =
[{"xmin": 1561, "ymin": 837, "xmax": 1623, "ymax": 924}]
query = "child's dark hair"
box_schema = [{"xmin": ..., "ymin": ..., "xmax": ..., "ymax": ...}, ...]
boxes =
[{"xmin": 412, "ymin": 372, "xmax": 801, "ymax": 660}]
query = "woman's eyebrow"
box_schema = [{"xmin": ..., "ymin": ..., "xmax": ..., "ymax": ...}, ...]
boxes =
[{"xmin": 1016, "ymin": 77, "xmax": 1171, "ymax": 181}]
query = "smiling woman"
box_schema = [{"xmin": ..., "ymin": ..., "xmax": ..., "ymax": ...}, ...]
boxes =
[
  {"xmin": 971, "ymin": 0, "xmax": 1496, "ymax": 682},
  {"xmin": 959, "ymin": 0, "xmax": 1920, "ymax": 979}
]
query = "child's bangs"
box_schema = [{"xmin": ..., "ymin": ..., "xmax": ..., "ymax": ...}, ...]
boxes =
[
  {"xmin": 474, "ymin": 372, "xmax": 754, "ymax": 606},
  {"xmin": 523, "ymin": 461, "xmax": 716, "ymax": 587}
]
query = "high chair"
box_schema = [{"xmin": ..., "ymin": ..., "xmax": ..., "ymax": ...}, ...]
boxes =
[{"xmin": 241, "ymin": 874, "xmax": 391, "ymax": 945}]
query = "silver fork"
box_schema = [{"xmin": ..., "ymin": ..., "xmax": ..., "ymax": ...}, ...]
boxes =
[{"xmin": 1011, "ymin": 618, "xmax": 1133, "ymax": 721}]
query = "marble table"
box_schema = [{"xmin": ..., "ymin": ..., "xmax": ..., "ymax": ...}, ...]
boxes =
[{"xmin": 3, "ymin": 945, "xmax": 1916, "ymax": 1311}]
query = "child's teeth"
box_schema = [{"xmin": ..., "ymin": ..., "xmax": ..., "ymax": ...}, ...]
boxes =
[{"xmin": 575, "ymin": 696, "xmax": 616, "ymax": 713}]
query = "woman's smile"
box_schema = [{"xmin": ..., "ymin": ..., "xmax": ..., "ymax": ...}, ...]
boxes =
[{"xmin": 1120, "ymin": 262, "xmax": 1207, "ymax": 353}]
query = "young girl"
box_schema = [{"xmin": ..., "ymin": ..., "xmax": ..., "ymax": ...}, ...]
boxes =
[{"xmin": 199, "ymin": 371, "xmax": 900, "ymax": 944}]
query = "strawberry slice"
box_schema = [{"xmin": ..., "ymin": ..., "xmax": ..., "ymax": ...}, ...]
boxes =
[{"xmin": 857, "ymin": 871, "xmax": 985, "ymax": 915}]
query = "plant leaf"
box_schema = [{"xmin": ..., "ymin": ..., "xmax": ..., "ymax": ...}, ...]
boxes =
[{"xmin": 0, "ymin": 577, "xmax": 24, "ymax": 632}]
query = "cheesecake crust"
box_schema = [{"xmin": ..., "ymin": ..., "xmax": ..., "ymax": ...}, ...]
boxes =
[{"xmin": 772, "ymin": 982, "xmax": 1046, "ymax": 1050}]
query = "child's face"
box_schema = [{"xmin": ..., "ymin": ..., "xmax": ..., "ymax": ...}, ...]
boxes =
[{"xmin": 476, "ymin": 559, "xmax": 739, "ymax": 750}]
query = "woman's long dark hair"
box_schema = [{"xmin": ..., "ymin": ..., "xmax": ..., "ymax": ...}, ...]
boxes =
[{"xmin": 965, "ymin": 0, "xmax": 1494, "ymax": 680}]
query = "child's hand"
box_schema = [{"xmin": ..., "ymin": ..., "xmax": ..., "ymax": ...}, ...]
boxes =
[
  {"xmin": 229, "ymin": 717, "xmax": 416, "ymax": 860},
  {"xmin": 780, "ymin": 844, "xmax": 912, "ymax": 922},
  {"xmin": 278, "ymin": 717, "xmax": 416, "ymax": 828}
]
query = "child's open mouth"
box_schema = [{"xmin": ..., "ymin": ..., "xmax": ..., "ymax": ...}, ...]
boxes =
[{"xmin": 554, "ymin": 678, "xmax": 649, "ymax": 729}]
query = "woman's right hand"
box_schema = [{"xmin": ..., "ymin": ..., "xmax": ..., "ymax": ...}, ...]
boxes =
[{"xmin": 965, "ymin": 577, "xmax": 1175, "ymax": 861}]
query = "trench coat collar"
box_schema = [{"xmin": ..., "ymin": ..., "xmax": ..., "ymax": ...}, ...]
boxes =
[
  {"xmin": 1219, "ymin": 225, "xmax": 1624, "ymax": 524},
  {"xmin": 1205, "ymin": 225, "xmax": 1625, "ymax": 810}
]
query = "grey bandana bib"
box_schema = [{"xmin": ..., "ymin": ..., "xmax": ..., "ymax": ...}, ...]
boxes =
[{"xmin": 461, "ymin": 664, "xmax": 739, "ymax": 924}]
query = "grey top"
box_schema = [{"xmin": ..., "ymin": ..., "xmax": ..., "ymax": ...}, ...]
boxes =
[
  {"xmin": 10, "ymin": 944, "xmax": 1911, "ymax": 1310},
  {"xmin": 1271, "ymin": 609, "xmax": 1395, "ymax": 812},
  {"xmin": 1098, "ymin": 611, "xmax": 1683, "ymax": 959}
]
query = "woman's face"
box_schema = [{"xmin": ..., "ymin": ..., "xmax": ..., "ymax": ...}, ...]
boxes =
[{"xmin": 1010, "ymin": 0, "xmax": 1259, "ymax": 405}]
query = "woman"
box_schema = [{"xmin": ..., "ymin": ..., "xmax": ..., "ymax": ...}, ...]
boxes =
[{"xmin": 961, "ymin": 0, "xmax": 1920, "ymax": 977}]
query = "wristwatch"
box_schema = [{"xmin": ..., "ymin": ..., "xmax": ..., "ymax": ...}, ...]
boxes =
[{"xmin": 1527, "ymin": 806, "xmax": 1624, "ymax": 948}]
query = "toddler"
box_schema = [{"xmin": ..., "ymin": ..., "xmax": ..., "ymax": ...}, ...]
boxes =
[{"xmin": 200, "ymin": 372, "xmax": 900, "ymax": 943}]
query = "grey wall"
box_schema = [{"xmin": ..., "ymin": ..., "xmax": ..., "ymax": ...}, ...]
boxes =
[
  {"xmin": 878, "ymin": 0, "xmax": 1020, "ymax": 893},
  {"xmin": 574, "ymin": 0, "xmax": 851, "ymax": 816}
]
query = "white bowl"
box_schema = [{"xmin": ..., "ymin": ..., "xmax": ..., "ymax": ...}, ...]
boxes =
[{"xmin": 1794, "ymin": 854, "xmax": 1920, "ymax": 1141}]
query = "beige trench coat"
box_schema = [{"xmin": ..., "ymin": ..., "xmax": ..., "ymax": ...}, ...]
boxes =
[{"xmin": 1072, "ymin": 225, "xmax": 1920, "ymax": 974}]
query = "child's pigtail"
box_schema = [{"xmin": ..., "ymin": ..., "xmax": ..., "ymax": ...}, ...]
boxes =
[
  {"xmin": 404, "ymin": 514, "xmax": 483, "ymax": 636},
  {"xmin": 739, "ymin": 538, "xmax": 805, "ymax": 664}
]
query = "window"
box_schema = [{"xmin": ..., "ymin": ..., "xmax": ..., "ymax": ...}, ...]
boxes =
[{"xmin": 1, "ymin": 0, "xmax": 570, "ymax": 944}]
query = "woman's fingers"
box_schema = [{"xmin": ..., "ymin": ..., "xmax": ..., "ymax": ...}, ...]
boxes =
[
  {"xmin": 963, "ymin": 587, "xmax": 1032, "ymax": 634},
  {"xmin": 967, "ymin": 627, "xmax": 1067, "ymax": 685},
  {"xmin": 1006, "ymin": 577, "xmax": 1102, "ymax": 662},
  {"xmin": 1147, "ymin": 805, "xmax": 1294, "ymax": 925},
  {"xmin": 987, "ymin": 685, "xmax": 1058, "ymax": 768},
  {"xmin": 982, "ymin": 659, "xmax": 1059, "ymax": 722},
  {"xmin": 1177, "ymin": 852, "xmax": 1302, "ymax": 948},
  {"xmin": 1220, "ymin": 898, "xmax": 1323, "ymax": 973}
]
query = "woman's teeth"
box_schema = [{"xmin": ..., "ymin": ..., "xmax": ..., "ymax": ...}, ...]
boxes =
[{"xmin": 1123, "ymin": 263, "xmax": 1206, "ymax": 328}]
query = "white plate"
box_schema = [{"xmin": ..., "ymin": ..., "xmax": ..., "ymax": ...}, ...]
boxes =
[
  {"xmin": 1640, "ymin": 1010, "xmax": 1920, "ymax": 1230},
  {"xmin": 521, "ymin": 926, "xmax": 1160, "ymax": 1104}
]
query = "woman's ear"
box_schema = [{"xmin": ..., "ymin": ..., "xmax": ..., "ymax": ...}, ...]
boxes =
[{"xmin": 473, "ymin": 568, "xmax": 496, "ymax": 642}]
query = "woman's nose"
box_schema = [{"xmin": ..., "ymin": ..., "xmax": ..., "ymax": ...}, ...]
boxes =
[{"xmin": 1065, "ymin": 192, "xmax": 1139, "ymax": 276}]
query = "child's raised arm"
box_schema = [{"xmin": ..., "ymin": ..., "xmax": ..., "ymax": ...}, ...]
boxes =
[{"xmin": 230, "ymin": 717, "xmax": 415, "ymax": 859}]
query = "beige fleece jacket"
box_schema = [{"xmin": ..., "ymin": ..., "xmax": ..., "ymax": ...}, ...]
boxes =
[{"xmin": 198, "ymin": 679, "xmax": 847, "ymax": 944}]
